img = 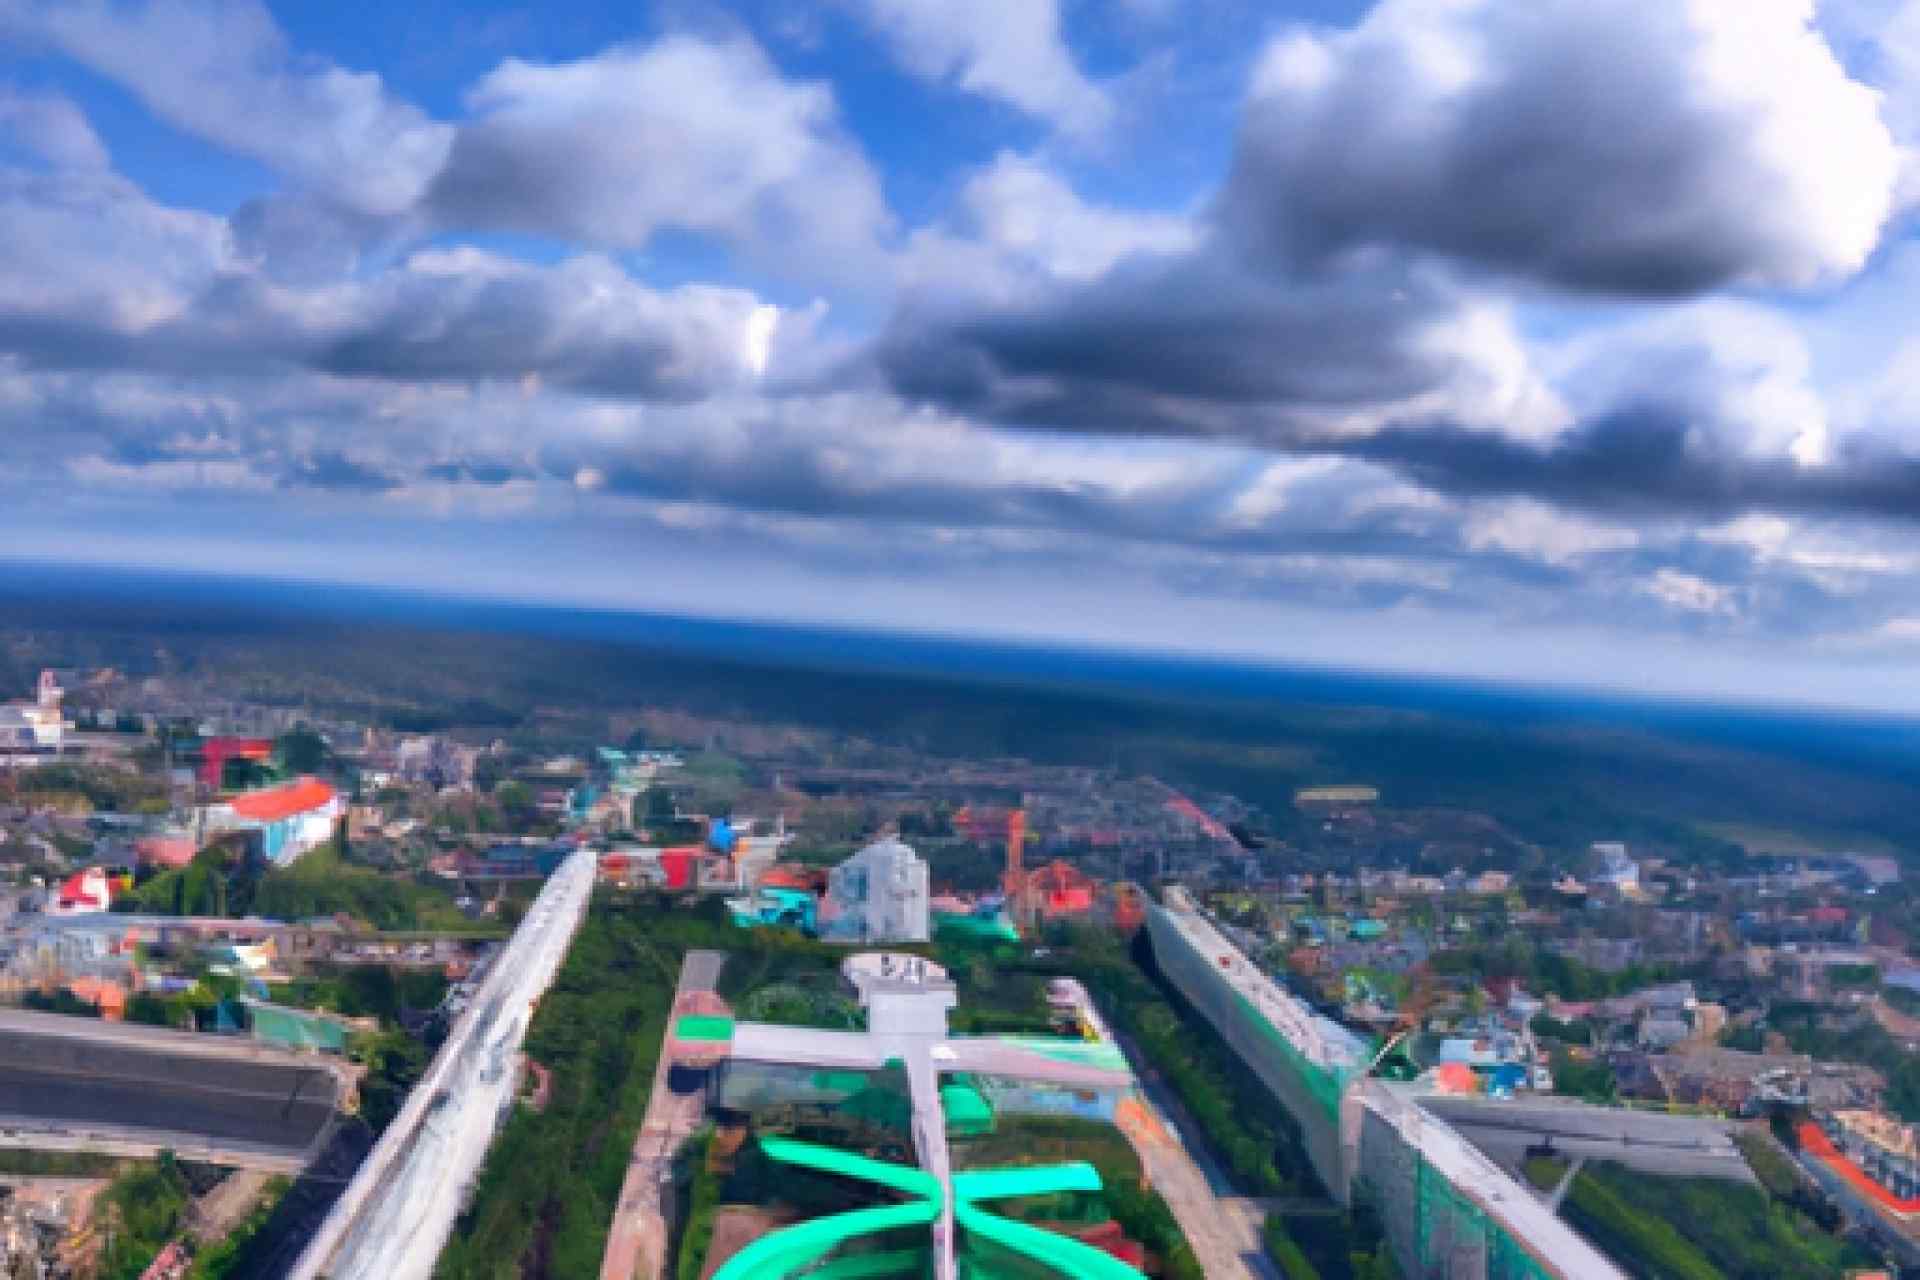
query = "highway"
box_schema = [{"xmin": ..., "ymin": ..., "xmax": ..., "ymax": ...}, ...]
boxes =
[
  {"xmin": 0, "ymin": 1007, "xmax": 346, "ymax": 1163},
  {"xmin": 289, "ymin": 846, "xmax": 597, "ymax": 1280},
  {"xmin": 600, "ymin": 949, "xmax": 727, "ymax": 1280}
]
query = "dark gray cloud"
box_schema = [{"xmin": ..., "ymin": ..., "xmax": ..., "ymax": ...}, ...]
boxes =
[
  {"xmin": 1343, "ymin": 408, "xmax": 1920, "ymax": 523},
  {"xmin": 877, "ymin": 244, "xmax": 1482, "ymax": 438}
]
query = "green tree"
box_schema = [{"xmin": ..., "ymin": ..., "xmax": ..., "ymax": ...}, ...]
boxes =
[
  {"xmin": 496, "ymin": 781, "xmax": 535, "ymax": 823},
  {"xmin": 274, "ymin": 727, "xmax": 328, "ymax": 775}
]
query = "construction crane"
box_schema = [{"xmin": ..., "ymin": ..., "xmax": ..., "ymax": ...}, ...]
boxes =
[{"xmin": 1004, "ymin": 807, "xmax": 1033, "ymax": 930}]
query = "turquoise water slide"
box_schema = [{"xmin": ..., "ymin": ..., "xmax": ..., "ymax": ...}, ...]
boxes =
[
  {"xmin": 952, "ymin": 1165, "xmax": 1146, "ymax": 1280},
  {"xmin": 707, "ymin": 1141, "xmax": 1144, "ymax": 1280},
  {"xmin": 709, "ymin": 1137, "xmax": 942, "ymax": 1280}
]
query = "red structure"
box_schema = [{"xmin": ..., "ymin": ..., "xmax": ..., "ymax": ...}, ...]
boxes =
[
  {"xmin": 660, "ymin": 846, "xmax": 700, "ymax": 890},
  {"xmin": 760, "ymin": 864, "xmax": 826, "ymax": 892},
  {"xmin": 1799, "ymin": 1122, "xmax": 1920, "ymax": 1217},
  {"xmin": 1029, "ymin": 860, "xmax": 1095, "ymax": 918},
  {"xmin": 199, "ymin": 736, "xmax": 273, "ymax": 788}
]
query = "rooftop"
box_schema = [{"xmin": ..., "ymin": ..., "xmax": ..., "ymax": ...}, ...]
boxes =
[{"xmin": 228, "ymin": 777, "xmax": 336, "ymax": 822}]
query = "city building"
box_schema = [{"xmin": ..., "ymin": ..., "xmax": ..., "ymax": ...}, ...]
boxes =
[
  {"xmin": 200, "ymin": 777, "xmax": 342, "ymax": 866},
  {"xmin": 0, "ymin": 670, "xmax": 69, "ymax": 756},
  {"xmin": 1591, "ymin": 841, "xmax": 1640, "ymax": 890},
  {"xmin": 50, "ymin": 867, "xmax": 123, "ymax": 915},
  {"xmin": 823, "ymin": 836, "xmax": 930, "ymax": 943},
  {"xmin": 198, "ymin": 735, "xmax": 273, "ymax": 789},
  {"xmin": 1826, "ymin": 1111, "xmax": 1920, "ymax": 1204}
]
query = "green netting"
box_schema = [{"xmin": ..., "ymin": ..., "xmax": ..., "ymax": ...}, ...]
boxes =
[
  {"xmin": 1230, "ymin": 989, "xmax": 1352, "ymax": 1122},
  {"xmin": 246, "ymin": 1000, "xmax": 348, "ymax": 1053},
  {"xmin": 1487, "ymin": 1223, "xmax": 1559, "ymax": 1280},
  {"xmin": 1411, "ymin": 1153, "xmax": 1557, "ymax": 1280},
  {"xmin": 943, "ymin": 1083, "xmax": 996, "ymax": 1136}
]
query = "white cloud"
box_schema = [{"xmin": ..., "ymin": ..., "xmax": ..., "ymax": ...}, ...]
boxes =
[
  {"xmin": 2, "ymin": 0, "xmax": 453, "ymax": 215},
  {"xmin": 0, "ymin": 166, "xmax": 230, "ymax": 330},
  {"xmin": 1641, "ymin": 567, "xmax": 1738, "ymax": 615},
  {"xmin": 900, "ymin": 152, "xmax": 1196, "ymax": 294},
  {"xmin": 426, "ymin": 35, "xmax": 892, "ymax": 276},
  {"xmin": 0, "ymin": 88, "xmax": 108, "ymax": 170},
  {"xmin": 854, "ymin": 0, "xmax": 1112, "ymax": 136},
  {"xmin": 1227, "ymin": 0, "xmax": 1900, "ymax": 293},
  {"xmin": 1463, "ymin": 499, "xmax": 1638, "ymax": 565},
  {"xmin": 956, "ymin": 153, "xmax": 1195, "ymax": 281},
  {"xmin": 1552, "ymin": 301, "xmax": 1831, "ymax": 465}
]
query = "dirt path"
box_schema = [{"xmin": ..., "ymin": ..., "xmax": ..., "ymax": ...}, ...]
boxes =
[{"xmin": 192, "ymin": 1168, "xmax": 273, "ymax": 1243}]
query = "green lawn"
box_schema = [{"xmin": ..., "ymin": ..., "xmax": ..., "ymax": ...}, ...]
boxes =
[{"xmin": 1562, "ymin": 1161, "xmax": 1876, "ymax": 1280}]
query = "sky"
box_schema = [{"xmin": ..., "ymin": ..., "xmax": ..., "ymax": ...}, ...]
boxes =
[{"xmin": 7, "ymin": 0, "xmax": 1920, "ymax": 710}]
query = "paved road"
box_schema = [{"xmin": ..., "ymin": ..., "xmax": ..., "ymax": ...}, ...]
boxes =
[
  {"xmin": 1109, "ymin": 1030, "xmax": 1282, "ymax": 1280},
  {"xmin": 600, "ymin": 949, "xmax": 728, "ymax": 1280}
]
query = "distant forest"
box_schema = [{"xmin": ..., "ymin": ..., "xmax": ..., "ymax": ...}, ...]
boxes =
[{"xmin": 4, "ymin": 564, "xmax": 1920, "ymax": 868}]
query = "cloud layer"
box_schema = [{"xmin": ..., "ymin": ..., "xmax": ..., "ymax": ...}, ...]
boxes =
[{"xmin": 5, "ymin": 0, "xmax": 1920, "ymax": 697}]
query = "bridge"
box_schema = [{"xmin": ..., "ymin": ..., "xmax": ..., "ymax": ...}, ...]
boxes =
[
  {"xmin": 1148, "ymin": 888, "xmax": 1626, "ymax": 1280},
  {"xmin": 0, "ymin": 1007, "xmax": 350, "ymax": 1172},
  {"xmin": 289, "ymin": 846, "xmax": 598, "ymax": 1280}
]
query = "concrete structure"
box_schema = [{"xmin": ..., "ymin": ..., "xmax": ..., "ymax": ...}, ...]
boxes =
[
  {"xmin": 824, "ymin": 836, "xmax": 930, "ymax": 943},
  {"xmin": 1149, "ymin": 887, "xmax": 1626, "ymax": 1280},
  {"xmin": 0, "ymin": 1008, "xmax": 348, "ymax": 1172},
  {"xmin": 290, "ymin": 846, "xmax": 597, "ymax": 1280}
]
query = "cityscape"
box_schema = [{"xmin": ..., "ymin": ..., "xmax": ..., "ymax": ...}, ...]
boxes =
[
  {"xmin": 0, "ymin": 633, "xmax": 1904, "ymax": 1278},
  {"xmin": 8, "ymin": 0, "xmax": 1920, "ymax": 1276}
]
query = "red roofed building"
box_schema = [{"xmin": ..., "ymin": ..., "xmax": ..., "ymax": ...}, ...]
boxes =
[
  {"xmin": 135, "ymin": 832, "xmax": 198, "ymax": 869},
  {"xmin": 52, "ymin": 867, "xmax": 119, "ymax": 915},
  {"xmin": 199, "ymin": 736, "xmax": 273, "ymax": 789},
  {"xmin": 1029, "ymin": 861, "xmax": 1097, "ymax": 918},
  {"xmin": 202, "ymin": 777, "xmax": 341, "ymax": 866}
]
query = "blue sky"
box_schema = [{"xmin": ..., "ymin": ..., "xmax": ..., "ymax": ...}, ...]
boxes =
[{"xmin": 6, "ymin": 0, "xmax": 1920, "ymax": 709}]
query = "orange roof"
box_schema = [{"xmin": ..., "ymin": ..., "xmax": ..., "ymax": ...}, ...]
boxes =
[{"xmin": 229, "ymin": 777, "xmax": 336, "ymax": 822}]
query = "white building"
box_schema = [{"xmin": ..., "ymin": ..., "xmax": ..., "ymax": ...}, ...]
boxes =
[
  {"xmin": 1591, "ymin": 841, "xmax": 1640, "ymax": 889},
  {"xmin": 825, "ymin": 836, "xmax": 930, "ymax": 944},
  {"xmin": 199, "ymin": 777, "xmax": 343, "ymax": 866},
  {"xmin": 0, "ymin": 670, "xmax": 69, "ymax": 754}
]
